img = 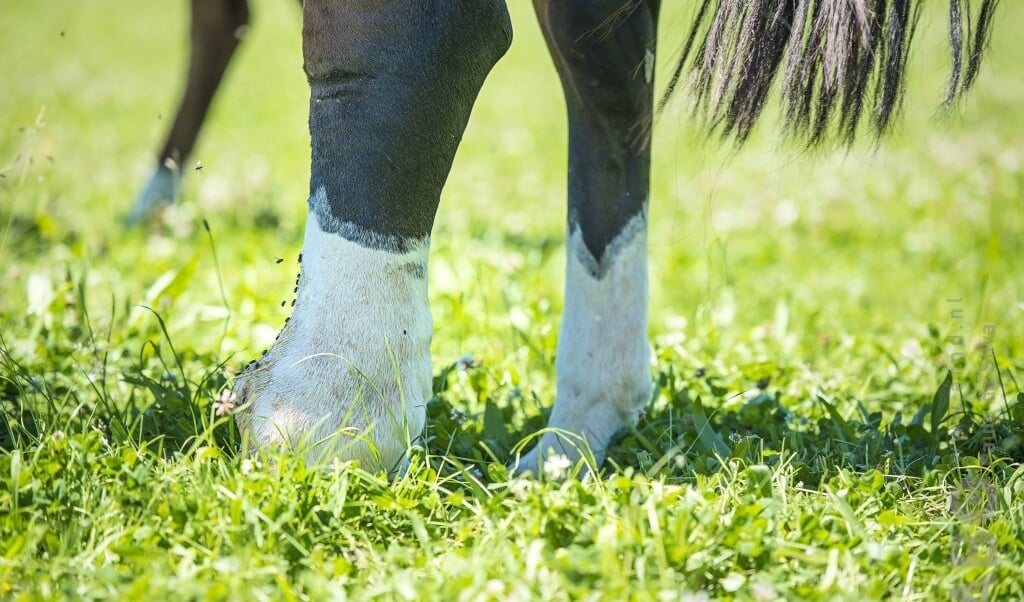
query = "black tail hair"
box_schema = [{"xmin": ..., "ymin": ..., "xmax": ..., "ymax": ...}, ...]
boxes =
[{"xmin": 660, "ymin": 0, "xmax": 1001, "ymax": 145}]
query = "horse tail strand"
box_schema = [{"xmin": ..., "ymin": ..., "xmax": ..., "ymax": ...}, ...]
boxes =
[{"xmin": 659, "ymin": 0, "xmax": 1001, "ymax": 146}]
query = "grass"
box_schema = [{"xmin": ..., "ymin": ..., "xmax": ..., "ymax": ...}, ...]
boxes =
[{"xmin": 2, "ymin": 1, "xmax": 1023, "ymax": 599}]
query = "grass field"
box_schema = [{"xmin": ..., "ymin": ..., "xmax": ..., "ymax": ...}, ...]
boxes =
[{"xmin": 2, "ymin": 1, "xmax": 1023, "ymax": 599}]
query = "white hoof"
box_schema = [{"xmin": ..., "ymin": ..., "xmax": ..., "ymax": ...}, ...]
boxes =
[
  {"xmin": 126, "ymin": 166, "xmax": 179, "ymax": 226},
  {"xmin": 234, "ymin": 206, "xmax": 432, "ymax": 476},
  {"xmin": 513, "ymin": 391, "xmax": 647, "ymax": 479}
]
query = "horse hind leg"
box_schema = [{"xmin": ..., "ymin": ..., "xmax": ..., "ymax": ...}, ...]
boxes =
[
  {"xmin": 127, "ymin": 0, "xmax": 250, "ymax": 225},
  {"xmin": 519, "ymin": 0, "xmax": 660, "ymax": 476}
]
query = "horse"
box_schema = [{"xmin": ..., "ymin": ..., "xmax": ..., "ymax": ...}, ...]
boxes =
[{"xmin": 130, "ymin": 0, "xmax": 999, "ymax": 476}]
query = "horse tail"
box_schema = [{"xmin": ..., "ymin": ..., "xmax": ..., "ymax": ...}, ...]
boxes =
[{"xmin": 659, "ymin": 0, "xmax": 1001, "ymax": 146}]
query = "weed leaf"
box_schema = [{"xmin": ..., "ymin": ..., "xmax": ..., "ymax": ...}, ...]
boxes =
[
  {"xmin": 692, "ymin": 396, "xmax": 730, "ymax": 459},
  {"xmin": 931, "ymin": 370, "xmax": 952, "ymax": 436}
]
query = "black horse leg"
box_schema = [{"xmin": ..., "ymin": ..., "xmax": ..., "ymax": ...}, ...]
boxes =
[{"xmin": 521, "ymin": 0, "xmax": 660, "ymax": 475}]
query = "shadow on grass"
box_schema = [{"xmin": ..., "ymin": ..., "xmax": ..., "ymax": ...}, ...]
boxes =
[{"xmin": 426, "ymin": 359, "xmax": 1024, "ymax": 486}]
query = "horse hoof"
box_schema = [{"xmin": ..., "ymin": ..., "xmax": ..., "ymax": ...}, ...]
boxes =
[
  {"xmin": 513, "ymin": 385, "xmax": 649, "ymax": 480},
  {"xmin": 125, "ymin": 166, "xmax": 179, "ymax": 227}
]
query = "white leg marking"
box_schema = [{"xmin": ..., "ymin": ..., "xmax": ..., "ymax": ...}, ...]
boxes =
[
  {"xmin": 234, "ymin": 190, "xmax": 432, "ymax": 475},
  {"xmin": 518, "ymin": 212, "xmax": 651, "ymax": 476}
]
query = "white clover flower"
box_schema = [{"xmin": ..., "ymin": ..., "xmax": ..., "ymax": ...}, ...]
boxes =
[
  {"xmin": 542, "ymin": 453, "xmax": 572, "ymax": 480},
  {"xmin": 508, "ymin": 477, "xmax": 532, "ymax": 500},
  {"xmin": 214, "ymin": 390, "xmax": 237, "ymax": 417}
]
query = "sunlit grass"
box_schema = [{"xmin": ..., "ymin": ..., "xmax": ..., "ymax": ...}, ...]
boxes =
[{"xmin": 1, "ymin": 1, "xmax": 1022, "ymax": 599}]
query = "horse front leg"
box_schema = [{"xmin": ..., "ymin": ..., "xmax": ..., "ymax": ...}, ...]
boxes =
[
  {"xmin": 233, "ymin": 0, "xmax": 511, "ymax": 475},
  {"xmin": 128, "ymin": 0, "xmax": 250, "ymax": 225},
  {"xmin": 520, "ymin": 0, "xmax": 660, "ymax": 476}
]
